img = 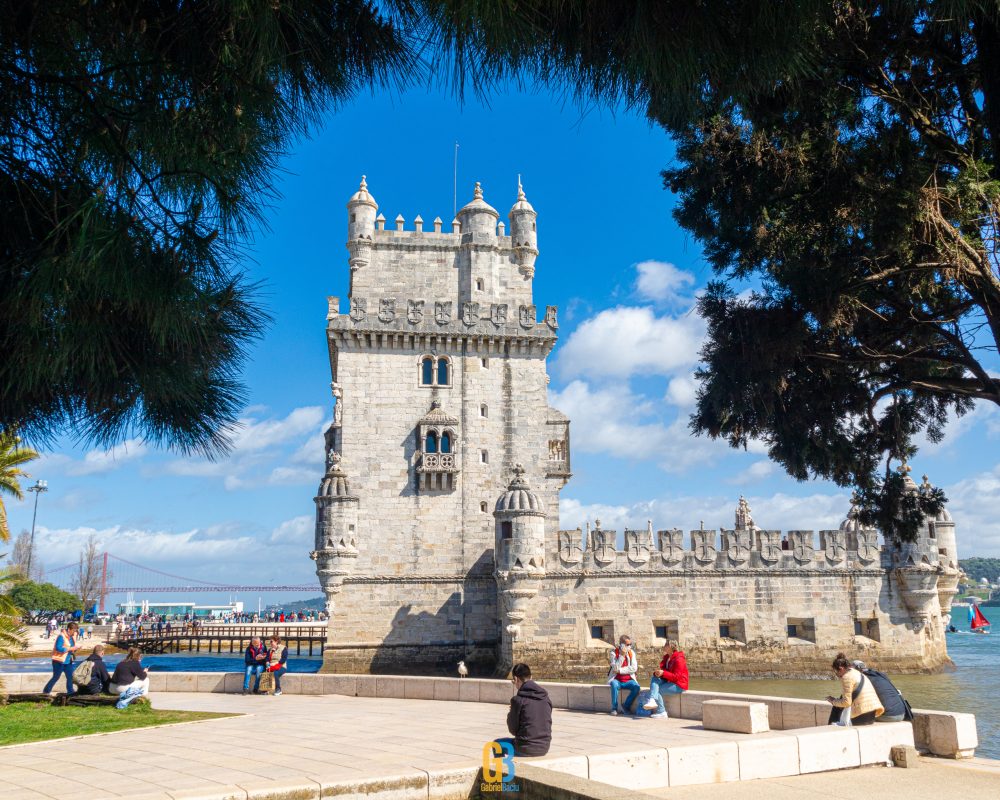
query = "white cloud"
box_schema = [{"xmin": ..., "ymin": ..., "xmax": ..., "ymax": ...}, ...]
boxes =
[
  {"xmin": 560, "ymin": 490, "xmax": 850, "ymax": 536},
  {"xmin": 635, "ymin": 261, "xmax": 696, "ymax": 303},
  {"xmin": 549, "ymin": 380, "xmax": 723, "ymax": 471},
  {"xmin": 556, "ymin": 306, "xmax": 705, "ymax": 381},
  {"xmin": 943, "ymin": 466, "xmax": 1000, "ymax": 557},
  {"xmin": 665, "ymin": 373, "xmax": 699, "ymax": 408},
  {"xmin": 228, "ymin": 406, "xmax": 325, "ymax": 453},
  {"xmin": 727, "ymin": 460, "xmax": 776, "ymax": 485},
  {"xmin": 270, "ymin": 515, "xmax": 313, "ymax": 545}
]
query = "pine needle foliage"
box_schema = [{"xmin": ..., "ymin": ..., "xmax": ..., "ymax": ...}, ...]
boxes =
[
  {"xmin": 0, "ymin": 1, "xmax": 414, "ymax": 456},
  {"xmin": 0, "ymin": 431, "xmax": 39, "ymax": 542}
]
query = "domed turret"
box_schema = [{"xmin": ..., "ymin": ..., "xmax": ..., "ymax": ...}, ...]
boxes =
[
  {"xmin": 457, "ymin": 182, "xmax": 499, "ymax": 238},
  {"xmin": 346, "ymin": 176, "xmax": 377, "ymax": 270},
  {"xmin": 509, "ymin": 179, "xmax": 538, "ymax": 277},
  {"xmin": 493, "ymin": 465, "xmax": 546, "ymax": 574},
  {"xmin": 312, "ymin": 453, "xmax": 360, "ymax": 602}
]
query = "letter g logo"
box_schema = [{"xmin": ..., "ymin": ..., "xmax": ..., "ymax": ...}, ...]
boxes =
[{"xmin": 482, "ymin": 740, "xmax": 515, "ymax": 783}]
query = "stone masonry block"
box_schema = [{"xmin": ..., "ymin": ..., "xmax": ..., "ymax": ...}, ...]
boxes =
[
  {"xmin": 664, "ymin": 691, "xmax": 682, "ymax": 718},
  {"xmin": 426, "ymin": 766, "xmax": 480, "ymax": 800},
  {"xmin": 914, "ymin": 709, "xmax": 978, "ymax": 758},
  {"xmin": 148, "ymin": 672, "xmax": 167, "ymax": 692},
  {"xmin": 297, "ymin": 675, "xmax": 325, "ymax": 695},
  {"xmin": 589, "ymin": 748, "xmax": 669, "ymax": 790},
  {"xmin": 197, "ymin": 673, "xmax": 226, "ymax": 693},
  {"xmin": 737, "ymin": 735, "xmax": 800, "ymax": 780},
  {"xmin": 166, "ymin": 673, "xmax": 198, "ymax": 692},
  {"xmin": 540, "ymin": 682, "xmax": 569, "ymax": 709},
  {"xmin": 240, "ymin": 777, "xmax": 320, "ymax": 800},
  {"xmin": 376, "ymin": 676, "xmax": 406, "ymax": 699},
  {"xmin": 702, "ymin": 700, "xmax": 769, "ymax": 734},
  {"xmin": 0, "ymin": 673, "xmax": 21, "ymax": 692},
  {"xmin": 567, "ymin": 684, "xmax": 596, "ymax": 711},
  {"xmin": 796, "ymin": 727, "xmax": 861, "ymax": 773},
  {"xmin": 223, "ymin": 673, "xmax": 244, "ymax": 693},
  {"xmin": 458, "ymin": 679, "xmax": 480, "ymax": 703},
  {"xmin": 891, "ymin": 744, "xmax": 921, "ymax": 768},
  {"xmin": 679, "ymin": 691, "xmax": 709, "ymax": 720},
  {"xmin": 280, "ymin": 674, "xmax": 302, "ymax": 695},
  {"xmin": 313, "ymin": 769, "xmax": 427, "ymax": 800},
  {"xmin": 478, "ymin": 679, "xmax": 515, "ymax": 704},
  {"xmin": 354, "ymin": 674, "xmax": 378, "ymax": 697},
  {"xmin": 323, "ymin": 675, "xmax": 357, "ymax": 696},
  {"xmin": 532, "ymin": 755, "xmax": 589, "ymax": 779},
  {"xmin": 403, "ymin": 677, "xmax": 436, "ymax": 700},
  {"xmin": 780, "ymin": 699, "xmax": 820, "ymax": 729},
  {"xmin": 593, "ymin": 684, "xmax": 612, "ymax": 712},
  {"xmin": 856, "ymin": 721, "xmax": 915, "ymax": 765},
  {"xmin": 667, "ymin": 741, "xmax": 740, "ymax": 786},
  {"xmin": 433, "ymin": 678, "xmax": 460, "ymax": 701}
]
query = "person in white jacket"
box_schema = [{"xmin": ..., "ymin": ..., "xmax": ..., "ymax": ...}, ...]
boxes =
[{"xmin": 607, "ymin": 635, "xmax": 640, "ymax": 715}]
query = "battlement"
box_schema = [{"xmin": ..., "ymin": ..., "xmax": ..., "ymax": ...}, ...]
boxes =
[{"xmin": 553, "ymin": 525, "xmax": 888, "ymax": 572}]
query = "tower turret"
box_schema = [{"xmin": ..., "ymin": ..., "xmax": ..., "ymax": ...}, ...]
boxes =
[
  {"xmin": 509, "ymin": 179, "xmax": 538, "ymax": 277},
  {"xmin": 311, "ymin": 453, "xmax": 360, "ymax": 614},
  {"xmin": 457, "ymin": 182, "xmax": 499, "ymax": 239},
  {"xmin": 920, "ymin": 473, "xmax": 960, "ymax": 618},
  {"xmin": 346, "ymin": 175, "xmax": 377, "ymax": 271},
  {"xmin": 493, "ymin": 465, "xmax": 546, "ymax": 674}
]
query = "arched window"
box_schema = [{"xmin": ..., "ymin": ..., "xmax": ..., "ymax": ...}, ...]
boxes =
[
  {"xmin": 426, "ymin": 431, "xmax": 438, "ymax": 453},
  {"xmin": 421, "ymin": 357, "xmax": 434, "ymax": 385},
  {"xmin": 440, "ymin": 431, "xmax": 452, "ymax": 454},
  {"xmin": 437, "ymin": 357, "xmax": 449, "ymax": 385}
]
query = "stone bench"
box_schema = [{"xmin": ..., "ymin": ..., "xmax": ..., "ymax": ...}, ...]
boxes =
[{"xmin": 702, "ymin": 699, "xmax": 769, "ymax": 734}]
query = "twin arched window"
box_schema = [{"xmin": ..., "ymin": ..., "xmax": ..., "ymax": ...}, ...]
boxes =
[
  {"xmin": 420, "ymin": 356, "xmax": 451, "ymax": 387},
  {"xmin": 423, "ymin": 428, "xmax": 454, "ymax": 454}
]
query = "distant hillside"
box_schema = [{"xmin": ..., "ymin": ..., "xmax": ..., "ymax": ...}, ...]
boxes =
[
  {"xmin": 266, "ymin": 595, "xmax": 326, "ymax": 613},
  {"xmin": 959, "ymin": 558, "xmax": 1000, "ymax": 584}
]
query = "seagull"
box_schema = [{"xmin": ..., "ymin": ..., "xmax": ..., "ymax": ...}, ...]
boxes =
[{"xmin": 457, "ymin": 660, "xmax": 469, "ymax": 678}]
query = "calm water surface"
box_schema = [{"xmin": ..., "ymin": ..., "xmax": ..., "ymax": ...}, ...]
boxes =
[{"xmin": 3, "ymin": 620, "xmax": 995, "ymax": 758}]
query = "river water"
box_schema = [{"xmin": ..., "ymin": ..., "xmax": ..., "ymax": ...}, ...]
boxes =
[{"xmin": 3, "ymin": 617, "xmax": 996, "ymax": 758}]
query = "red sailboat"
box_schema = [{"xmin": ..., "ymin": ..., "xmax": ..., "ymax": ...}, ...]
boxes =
[{"xmin": 970, "ymin": 603, "xmax": 991, "ymax": 633}]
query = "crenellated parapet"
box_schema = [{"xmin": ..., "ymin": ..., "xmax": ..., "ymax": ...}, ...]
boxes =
[{"xmin": 555, "ymin": 522, "xmax": 883, "ymax": 574}]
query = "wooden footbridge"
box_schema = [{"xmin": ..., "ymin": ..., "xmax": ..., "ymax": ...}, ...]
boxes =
[{"xmin": 113, "ymin": 625, "xmax": 327, "ymax": 656}]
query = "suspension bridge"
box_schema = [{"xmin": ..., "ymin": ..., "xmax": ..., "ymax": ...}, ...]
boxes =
[{"xmin": 44, "ymin": 552, "xmax": 320, "ymax": 611}]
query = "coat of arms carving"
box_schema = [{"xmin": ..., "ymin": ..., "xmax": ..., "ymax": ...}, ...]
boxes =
[
  {"xmin": 625, "ymin": 529, "xmax": 651, "ymax": 565},
  {"xmin": 434, "ymin": 301, "xmax": 452, "ymax": 325},
  {"xmin": 378, "ymin": 298, "xmax": 395, "ymax": 323},
  {"xmin": 462, "ymin": 301, "xmax": 480, "ymax": 326},
  {"xmin": 558, "ymin": 530, "xmax": 583, "ymax": 565},
  {"xmin": 658, "ymin": 529, "xmax": 684, "ymax": 564},
  {"xmin": 407, "ymin": 299, "xmax": 424, "ymax": 324},
  {"xmin": 857, "ymin": 530, "xmax": 879, "ymax": 563},
  {"xmin": 591, "ymin": 526, "xmax": 616, "ymax": 566},
  {"xmin": 491, "ymin": 303, "xmax": 508, "ymax": 326},
  {"xmin": 692, "ymin": 530, "xmax": 717, "ymax": 564},
  {"xmin": 758, "ymin": 530, "xmax": 781, "ymax": 564},
  {"xmin": 790, "ymin": 531, "xmax": 816, "ymax": 564},
  {"xmin": 724, "ymin": 529, "xmax": 751, "ymax": 564},
  {"xmin": 349, "ymin": 297, "xmax": 367, "ymax": 322},
  {"xmin": 822, "ymin": 530, "xmax": 846, "ymax": 564},
  {"xmin": 519, "ymin": 304, "xmax": 536, "ymax": 329},
  {"xmin": 544, "ymin": 305, "xmax": 558, "ymax": 329}
]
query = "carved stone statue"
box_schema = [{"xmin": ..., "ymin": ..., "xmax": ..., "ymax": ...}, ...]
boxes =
[{"xmin": 735, "ymin": 496, "xmax": 755, "ymax": 530}]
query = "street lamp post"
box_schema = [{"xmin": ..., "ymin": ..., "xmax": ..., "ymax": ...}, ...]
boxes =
[{"xmin": 26, "ymin": 479, "xmax": 48, "ymax": 580}]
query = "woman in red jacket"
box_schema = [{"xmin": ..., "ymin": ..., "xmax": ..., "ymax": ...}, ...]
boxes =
[{"xmin": 642, "ymin": 640, "xmax": 688, "ymax": 718}]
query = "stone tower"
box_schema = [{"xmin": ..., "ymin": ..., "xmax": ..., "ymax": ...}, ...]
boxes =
[{"xmin": 316, "ymin": 178, "xmax": 570, "ymax": 674}]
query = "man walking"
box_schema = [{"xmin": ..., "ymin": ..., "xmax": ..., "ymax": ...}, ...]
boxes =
[{"xmin": 608, "ymin": 635, "xmax": 640, "ymax": 715}]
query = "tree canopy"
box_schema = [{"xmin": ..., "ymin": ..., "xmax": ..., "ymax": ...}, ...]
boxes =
[
  {"xmin": 0, "ymin": 1, "xmax": 412, "ymax": 455},
  {"xmin": 8, "ymin": 581, "xmax": 81, "ymax": 623}
]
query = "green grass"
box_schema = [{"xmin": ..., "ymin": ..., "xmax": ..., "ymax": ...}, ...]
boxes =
[{"xmin": 0, "ymin": 702, "xmax": 234, "ymax": 746}]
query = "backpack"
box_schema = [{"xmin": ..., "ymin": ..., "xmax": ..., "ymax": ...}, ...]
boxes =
[{"xmin": 72, "ymin": 659, "xmax": 94, "ymax": 687}]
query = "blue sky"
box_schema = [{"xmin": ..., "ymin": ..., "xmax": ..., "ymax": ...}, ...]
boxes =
[{"xmin": 7, "ymin": 85, "xmax": 1000, "ymax": 607}]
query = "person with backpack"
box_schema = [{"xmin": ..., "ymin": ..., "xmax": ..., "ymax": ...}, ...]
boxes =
[
  {"xmin": 43, "ymin": 621, "xmax": 80, "ymax": 695},
  {"xmin": 74, "ymin": 644, "xmax": 112, "ymax": 695},
  {"xmin": 851, "ymin": 660, "xmax": 913, "ymax": 723},
  {"xmin": 826, "ymin": 652, "xmax": 883, "ymax": 726}
]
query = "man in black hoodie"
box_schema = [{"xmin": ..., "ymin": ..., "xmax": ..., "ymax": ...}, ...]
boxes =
[{"xmin": 499, "ymin": 663, "xmax": 552, "ymax": 756}]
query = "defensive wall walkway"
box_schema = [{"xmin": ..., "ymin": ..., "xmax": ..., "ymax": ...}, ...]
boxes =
[{"xmin": 0, "ymin": 674, "xmax": 983, "ymax": 800}]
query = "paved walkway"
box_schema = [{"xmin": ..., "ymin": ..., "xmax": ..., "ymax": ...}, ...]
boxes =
[
  {"xmin": 647, "ymin": 758, "xmax": 1000, "ymax": 800},
  {"xmin": 0, "ymin": 691, "xmax": 769, "ymax": 799}
]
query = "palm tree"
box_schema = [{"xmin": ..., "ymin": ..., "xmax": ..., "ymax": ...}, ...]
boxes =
[
  {"xmin": 0, "ymin": 429, "xmax": 39, "ymax": 543},
  {"xmin": 0, "ymin": 569, "xmax": 27, "ymax": 672}
]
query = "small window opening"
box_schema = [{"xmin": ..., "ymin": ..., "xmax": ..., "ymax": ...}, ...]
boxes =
[
  {"xmin": 501, "ymin": 521, "xmax": 513, "ymax": 540},
  {"xmin": 928, "ymin": 522, "xmax": 936, "ymax": 539},
  {"xmin": 589, "ymin": 620, "xmax": 614, "ymax": 645},
  {"xmin": 481, "ymin": 450, "xmax": 489, "ymax": 464},
  {"xmin": 481, "ymin": 357, "xmax": 489, "ymax": 368},
  {"xmin": 718, "ymin": 619, "xmax": 746, "ymax": 643},
  {"xmin": 653, "ymin": 620, "xmax": 678, "ymax": 643},
  {"xmin": 480, "ymin": 404, "xmax": 488, "ymax": 418},
  {"xmin": 475, "ymin": 279, "xmax": 484, "ymax": 291},
  {"xmin": 480, "ymin": 501, "xmax": 488, "ymax": 513},
  {"xmin": 425, "ymin": 431, "xmax": 438, "ymax": 453},
  {"xmin": 854, "ymin": 618, "xmax": 881, "ymax": 641},
  {"xmin": 440, "ymin": 431, "xmax": 451, "ymax": 453},
  {"xmin": 421, "ymin": 357, "xmax": 434, "ymax": 386},
  {"xmin": 350, "ymin": 213, "xmax": 356, "ymax": 222},
  {"xmin": 437, "ymin": 357, "xmax": 449, "ymax": 385}
]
